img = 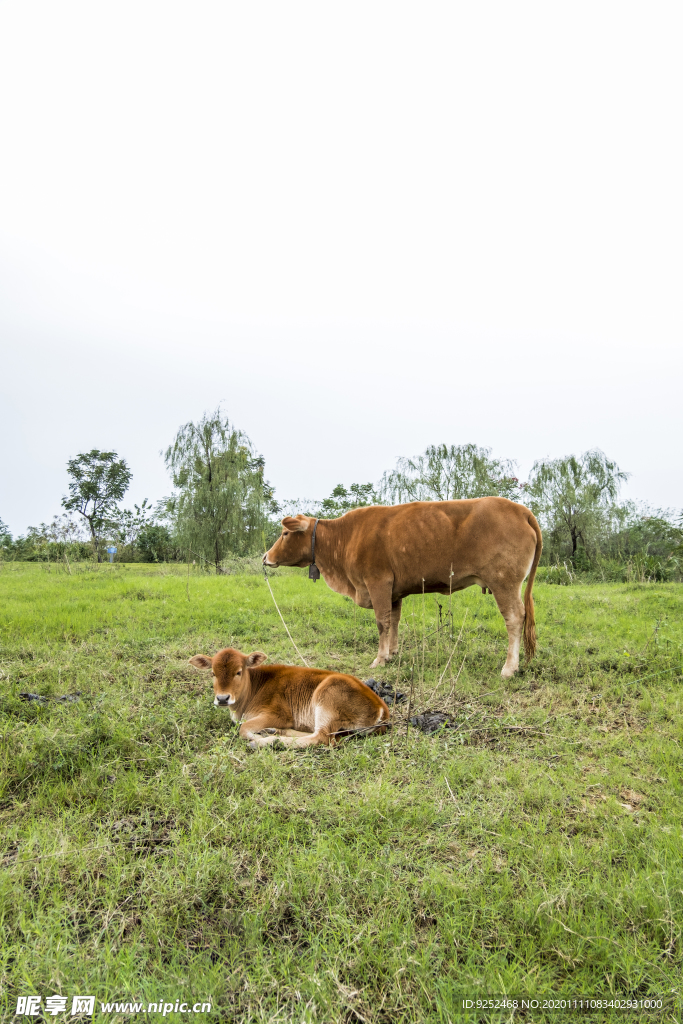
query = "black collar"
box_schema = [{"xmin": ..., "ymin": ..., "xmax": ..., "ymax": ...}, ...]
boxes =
[{"xmin": 309, "ymin": 519, "xmax": 321, "ymax": 581}]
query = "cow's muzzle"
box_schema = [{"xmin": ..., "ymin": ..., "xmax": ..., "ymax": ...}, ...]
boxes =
[{"xmin": 214, "ymin": 695, "xmax": 232, "ymax": 707}]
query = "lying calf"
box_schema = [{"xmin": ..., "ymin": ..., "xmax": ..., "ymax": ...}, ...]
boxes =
[{"xmin": 189, "ymin": 647, "xmax": 390, "ymax": 749}]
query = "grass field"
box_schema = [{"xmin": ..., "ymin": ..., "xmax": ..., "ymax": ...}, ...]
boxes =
[{"xmin": 1, "ymin": 562, "xmax": 682, "ymax": 1023}]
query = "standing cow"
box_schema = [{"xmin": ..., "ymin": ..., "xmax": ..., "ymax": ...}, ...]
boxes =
[{"xmin": 263, "ymin": 497, "xmax": 542, "ymax": 678}]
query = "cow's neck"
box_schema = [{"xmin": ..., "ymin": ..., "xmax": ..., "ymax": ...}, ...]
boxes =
[
  {"xmin": 313, "ymin": 519, "xmax": 354, "ymax": 596},
  {"xmin": 233, "ymin": 671, "xmax": 258, "ymax": 717}
]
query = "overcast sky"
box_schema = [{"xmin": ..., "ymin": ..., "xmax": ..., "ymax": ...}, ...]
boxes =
[{"xmin": 1, "ymin": 0, "xmax": 681, "ymax": 535}]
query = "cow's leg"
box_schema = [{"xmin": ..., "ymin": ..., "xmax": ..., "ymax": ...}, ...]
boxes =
[
  {"xmin": 366, "ymin": 584, "xmax": 394, "ymax": 668},
  {"xmin": 247, "ymin": 731, "xmax": 313, "ymax": 750},
  {"xmin": 491, "ymin": 586, "xmax": 525, "ymax": 678},
  {"xmin": 273, "ymin": 690, "xmax": 388, "ymax": 748},
  {"xmin": 266, "ymin": 704, "xmax": 334, "ymax": 748},
  {"xmin": 277, "ymin": 724, "xmax": 387, "ymax": 748},
  {"xmin": 388, "ymin": 598, "xmax": 402, "ymax": 659},
  {"xmin": 239, "ymin": 714, "xmax": 290, "ymax": 748},
  {"xmin": 272, "ymin": 729, "xmax": 332, "ymax": 749}
]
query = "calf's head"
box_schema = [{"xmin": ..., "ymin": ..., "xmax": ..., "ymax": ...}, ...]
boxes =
[
  {"xmin": 189, "ymin": 647, "xmax": 267, "ymax": 707},
  {"xmin": 263, "ymin": 515, "xmax": 314, "ymax": 567}
]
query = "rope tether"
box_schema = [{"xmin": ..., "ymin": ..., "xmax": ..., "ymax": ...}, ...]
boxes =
[{"xmin": 262, "ymin": 564, "xmax": 309, "ymax": 667}]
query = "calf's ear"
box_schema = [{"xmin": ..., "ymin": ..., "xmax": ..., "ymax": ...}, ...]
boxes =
[
  {"xmin": 281, "ymin": 515, "xmax": 308, "ymax": 532},
  {"xmin": 245, "ymin": 651, "xmax": 267, "ymax": 667},
  {"xmin": 189, "ymin": 655, "xmax": 213, "ymax": 670}
]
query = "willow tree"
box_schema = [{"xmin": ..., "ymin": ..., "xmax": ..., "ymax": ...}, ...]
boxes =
[
  {"xmin": 163, "ymin": 409, "xmax": 274, "ymax": 572},
  {"xmin": 525, "ymin": 449, "xmax": 629, "ymax": 558},
  {"xmin": 378, "ymin": 443, "xmax": 519, "ymax": 504}
]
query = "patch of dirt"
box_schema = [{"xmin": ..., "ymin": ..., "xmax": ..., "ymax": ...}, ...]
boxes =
[
  {"xmin": 1, "ymin": 842, "xmax": 20, "ymax": 867},
  {"xmin": 108, "ymin": 815, "xmax": 176, "ymax": 855},
  {"xmin": 415, "ymin": 910, "xmax": 437, "ymax": 928},
  {"xmin": 18, "ymin": 692, "xmax": 81, "ymax": 704}
]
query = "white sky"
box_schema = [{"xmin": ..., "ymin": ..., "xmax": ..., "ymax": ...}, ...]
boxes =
[{"xmin": 1, "ymin": 0, "xmax": 681, "ymax": 535}]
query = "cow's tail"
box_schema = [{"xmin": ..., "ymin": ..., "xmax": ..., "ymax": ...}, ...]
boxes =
[{"xmin": 523, "ymin": 512, "xmax": 543, "ymax": 662}]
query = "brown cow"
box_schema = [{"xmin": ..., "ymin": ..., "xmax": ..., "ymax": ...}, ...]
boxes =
[
  {"xmin": 189, "ymin": 647, "xmax": 390, "ymax": 749},
  {"xmin": 263, "ymin": 497, "xmax": 542, "ymax": 678}
]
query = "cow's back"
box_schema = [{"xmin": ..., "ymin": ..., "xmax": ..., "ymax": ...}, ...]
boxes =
[
  {"xmin": 244, "ymin": 665, "xmax": 384, "ymax": 733},
  {"xmin": 250, "ymin": 665, "xmax": 329, "ymax": 701},
  {"xmin": 339, "ymin": 497, "xmax": 538, "ymax": 592}
]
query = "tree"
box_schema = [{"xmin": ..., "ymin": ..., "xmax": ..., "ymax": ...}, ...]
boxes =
[
  {"xmin": 378, "ymin": 443, "xmax": 519, "ymax": 504},
  {"xmin": 317, "ymin": 483, "xmax": 378, "ymax": 517},
  {"xmin": 62, "ymin": 450, "xmax": 132, "ymax": 562},
  {"xmin": 137, "ymin": 523, "xmax": 175, "ymax": 563},
  {"xmin": 163, "ymin": 409, "xmax": 275, "ymax": 572},
  {"xmin": 110, "ymin": 499, "xmax": 155, "ymax": 556},
  {"xmin": 277, "ymin": 483, "xmax": 379, "ymax": 521},
  {"xmin": 525, "ymin": 449, "xmax": 629, "ymax": 559},
  {"xmin": 604, "ymin": 503, "xmax": 683, "ymax": 561},
  {"xmin": 0, "ymin": 517, "xmax": 11, "ymax": 552},
  {"xmin": 47, "ymin": 513, "xmax": 85, "ymax": 546}
]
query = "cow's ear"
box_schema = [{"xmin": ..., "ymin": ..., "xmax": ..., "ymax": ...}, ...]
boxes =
[
  {"xmin": 281, "ymin": 515, "xmax": 308, "ymax": 532},
  {"xmin": 245, "ymin": 651, "xmax": 267, "ymax": 668},
  {"xmin": 189, "ymin": 655, "xmax": 213, "ymax": 670}
]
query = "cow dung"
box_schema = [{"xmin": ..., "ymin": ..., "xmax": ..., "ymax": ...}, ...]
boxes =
[
  {"xmin": 363, "ymin": 678, "xmax": 407, "ymax": 705},
  {"xmin": 409, "ymin": 711, "xmax": 454, "ymax": 734}
]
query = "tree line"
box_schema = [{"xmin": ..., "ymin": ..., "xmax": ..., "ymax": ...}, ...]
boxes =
[{"xmin": 1, "ymin": 409, "xmax": 681, "ymax": 580}]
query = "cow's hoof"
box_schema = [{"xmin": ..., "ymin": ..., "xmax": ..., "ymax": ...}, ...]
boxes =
[
  {"xmin": 500, "ymin": 666, "xmax": 517, "ymax": 679},
  {"xmin": 370, "ymin": 657, "xmax": 387, "ymax": 668}
]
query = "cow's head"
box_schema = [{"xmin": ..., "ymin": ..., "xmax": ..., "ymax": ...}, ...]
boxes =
[
  {"xmin": 263, "ymin": 515, "xmax": 315, "ymax": 568},
  {"xmin": 189, "ymin": 647, "xmax": 267, "ymax": 708}
]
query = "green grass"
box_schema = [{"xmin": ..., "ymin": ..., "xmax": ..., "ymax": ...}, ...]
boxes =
[{"xmin": 1, "ymin": 562, "xmax": 682, "ymax": 1022}]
